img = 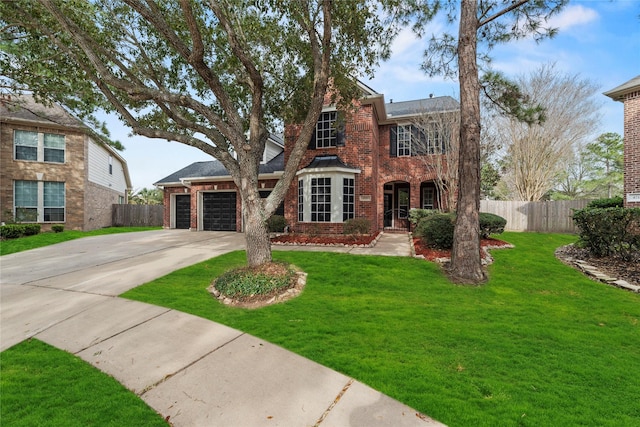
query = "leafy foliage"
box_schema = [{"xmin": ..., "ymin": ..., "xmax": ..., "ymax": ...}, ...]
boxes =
[
  {"xmin": 408, "ymin": 208, "xmax": 439, "ymax": 225},
  {"xmin": 478, "ymin": 212, "xmax": 506, "ymax": 238},
  {"xmin": 414, "ymin": 212, "xmax": 456, "ymax": 249},
  {"xmin": 266, "ymin": 215, "xmax": 287, "ymax": 233},
  {"xmin": 572, "ymin": 207, "xmax": 640, "ymax": 260},
  {"xmin": 51, "ymin": 225, "xmax": 64, "ymax": 233},
  {"xmin": 587, "ymin": 197, "xmax": 624, "ymax": 209},
  {"xmin": 0, "ymin": 224, "xmax": 41, "ymax": 239},
  {"xmin": 343, "ymin": 217, "xmax": 371, "ymax": 235}
]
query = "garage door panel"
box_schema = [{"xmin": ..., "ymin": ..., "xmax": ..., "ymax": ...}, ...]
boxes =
[
  {"xmin": 203, "ymin": 192, "xmax": 236, "ymax": 231},
  {"xmin": 175, "ymin": 195, "xmax": 191, "ymax": 229}
]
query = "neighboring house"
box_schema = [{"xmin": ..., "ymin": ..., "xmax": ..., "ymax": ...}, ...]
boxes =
[
  {"xmin": 0, "ymin": 95, "xmax": 132, "ymax": 231},
  {"xmin": 156, "ymin": 82, "xmax": 459, "ymax": 233},
  {"xmin": 604, "ymin": 75, "xmax": 640, "ymax": 208}
]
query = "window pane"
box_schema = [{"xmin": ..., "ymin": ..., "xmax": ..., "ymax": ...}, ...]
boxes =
[
  {"xmin": 15, "ymin": 130, "xmax": 38, "ymax": 160},
  {"xmin": 44, "ymin": 182, "xmax": 65, "ymax": 207},
  {"xmin": 343, "ymin": 178, "xmax": 354, "ymax": 221},
  {"xmin": 44, "ymin": 208, "xmax": 65, "ymax": 222},
  {"xmin": 315, "ymin": 111, "xmax": 337, "ymax": 148},
  {"xmin": 15, "ymin": 180, "xmax": 38, "ymax": 206},
  {"xmin": 311, "ymin": 177, "xmax": 331, "ymax": 222},
  {"xmin": 44, "ymin": 133, "xmax": 65, "ymax": 149},
  {"xmin": 298, "ymin": 180, "xmax": 304, "ymax": 222},
  {"xmin": 44, "ymin": 148, "xmax": 65, "ymax": 163}
]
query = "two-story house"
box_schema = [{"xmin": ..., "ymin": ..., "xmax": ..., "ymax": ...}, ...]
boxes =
[
  {"xmin": 0, "ymin": 95, "xmax": 132, "ymax": 231},
  {"xmin": 156, "ymin": 83, "xmax": 459, "ymax": 233}
]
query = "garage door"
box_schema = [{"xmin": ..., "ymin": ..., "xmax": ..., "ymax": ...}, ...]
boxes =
[
  {"xmin": 175, "ymin": 195, "xmax": 191, "ymax": 229},
  {"xmin": 203, "ymin": 192, "xmax": 236, "ymax": 231}
]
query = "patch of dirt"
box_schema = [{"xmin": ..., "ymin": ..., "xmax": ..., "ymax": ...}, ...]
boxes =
[
  {"xmin": 413, "ymin": 237, "xmax": 514, "ymax": 264},
  {"xmin": 555, "ymin": 244, "xmax": 640, "ymax": 287},
  {"xmin": 208, "ymin": 263, "xmax": 307, "ymax": 309},
  {"xmin": 271, "ymin": 232, "xmax": 379, "ymax": 246}
]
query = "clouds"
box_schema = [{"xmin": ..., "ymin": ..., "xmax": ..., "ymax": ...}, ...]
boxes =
[{"xmin": 549, "ymin": 4, "xmax": 599, "ymax": 31}]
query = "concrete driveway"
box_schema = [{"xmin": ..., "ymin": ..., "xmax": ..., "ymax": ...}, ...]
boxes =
[{"xmin": 0, "ymin": 230, "xmax": 443, "ymax": 426}]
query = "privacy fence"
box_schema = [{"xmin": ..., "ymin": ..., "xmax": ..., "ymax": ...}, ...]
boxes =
[
  {"xmin": 480, "ymin": 200, "xmax": 592, "ymax": 233},
  {"xmin": 112, "ymin": 204, "xmax": 163, "ymax": 227}
]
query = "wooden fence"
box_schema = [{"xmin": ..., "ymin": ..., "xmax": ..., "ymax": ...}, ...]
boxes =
[
  {"xmin": 480, "ymin": 200, "xmax": 592, "ymax": 233},
  {"xmin": 112, "ymin": 204, "xmax": 164, "ymax": 227}
]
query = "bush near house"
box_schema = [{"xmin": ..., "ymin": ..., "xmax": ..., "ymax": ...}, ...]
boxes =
[
  {"xmin": 51, "ymin": 225, "xmax": 64, "ymax": 233},
  {"xmin": 572, "ymin": 206, "xmax": 640, "ymax": 260},
  {"xmin": 267, "ymin": 215, "xmax": 287, "ymax": 233},
  {"xmin": 408, "ymin": 208, "xmax": 439, "ymax": 225},
  {"xmin": 0, "ymin": 224, "xmax": 41, "ymax": 239},
  {"xmin": 343, "ymin": 218, "xmax": 371, "ymax": 235},
  {"xmin": 414, "ymin": 212, "xmax": 507, "ymax": 249}
]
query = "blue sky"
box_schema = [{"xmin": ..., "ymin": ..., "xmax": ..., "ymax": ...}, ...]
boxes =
[{"xmin": 111, "ymin": 1, "xmax": 640, "ymax": 190}]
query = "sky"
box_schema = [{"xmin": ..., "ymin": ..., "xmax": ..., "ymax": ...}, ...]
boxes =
[{"xmin": 104, "ymin": 1, "xmax": 640, "ymax": 190}]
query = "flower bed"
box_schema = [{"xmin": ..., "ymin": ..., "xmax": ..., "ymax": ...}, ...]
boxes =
[{"xmin": 271, "ymin": 232, "xmax": 380, "ymax": 247}]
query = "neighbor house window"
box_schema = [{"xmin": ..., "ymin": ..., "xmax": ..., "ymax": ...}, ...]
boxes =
[
  {"xmin": 14, "ymin": 180, "xmax": 65, "ymax": 222},
  {"xmin": 109, "ymin": 155, "xmax": 113, "ymax": 175},
  {"xmin": 14, "ymin": 130, "xmax": 65, "ymax": 163},
  {"xmin": 14, "ymin": 180, "xmax": 38, "ymax": 222},
  {"xmin": 343, "ymin": 178, "xmax": 354, "ymax": 221},
  {"xmin": 14, "ymin": 130, "xmax": 38, "ymax": 161},
  {"xmin": 311, "ymin": 177, "xmax": 331, "ymax": 222},
  {"xmin": 298, "ymin": 179, "xmax": 304, "ymax": 222},
  {"xmin": 44, "ymin": 181, "xmax": 65, "ymax": 222}
]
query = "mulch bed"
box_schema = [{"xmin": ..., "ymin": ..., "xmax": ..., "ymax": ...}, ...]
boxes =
[
  {"xmin": 413, "ymin": 237, "xmax": 514, "ymax": 263},
  {"xmin": 271, "ymin": 232, "xmax": 379, "ymax": 246},
  {"xmin": 555, "ymin": 244, "xmax": 640, "ymax": 287}
]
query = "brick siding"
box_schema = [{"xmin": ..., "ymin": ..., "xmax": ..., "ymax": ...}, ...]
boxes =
[{"xmin": 623, "ymin": 90, "xmax": 640, "ymax": 207}]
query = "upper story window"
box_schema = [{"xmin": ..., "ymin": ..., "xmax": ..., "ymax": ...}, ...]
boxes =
[
  {"xmin": 14, "ymin": 130, "xmax": 65, "ymax": 163},
  {"xmin": 109, "ymin": 155, "xmax": 113, "ymax": 175},
  {"xmin": 390, "ymin": 124, "xmax": 447, "ymax": 157},
  {"xmin": 309, "ymin": 111, "xmax": 346, "ymax": 149}
]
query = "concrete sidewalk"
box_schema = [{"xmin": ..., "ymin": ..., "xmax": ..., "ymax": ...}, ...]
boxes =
[{"xmin": 1, "ymin": 230, "xmax": 443, "ymax": 426}]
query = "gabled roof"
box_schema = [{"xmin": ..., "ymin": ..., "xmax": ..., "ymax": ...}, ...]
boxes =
[
  {"xmin": 155, "ymin": 151, "xmax": 284, "ymax": 186},
  {"xmin": 604, "ymin": 75, "xmax": 640, "ymax": 102},
  {"xmin": 1, "ymin": 94, "xmax": 85, "ymax": 128}
]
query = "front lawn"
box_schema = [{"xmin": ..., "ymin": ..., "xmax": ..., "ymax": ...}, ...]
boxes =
[
  {"xmin": 0, "ymin": 226, "xmax": 161, "ymax": 256},
  {"xmin": 122, "ymin": 232, "xmax": 640, "ymax": 426},
  {"xmin": 0, "ymin": 339, "xmax": 167, "ymax": 427}
]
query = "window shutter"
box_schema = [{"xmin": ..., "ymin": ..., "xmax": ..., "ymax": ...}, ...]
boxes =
[
  {"xmin": 308, "ymin": 128, "xmax": 316, "ymax": 149},
  {"xmin": 389, "ymin": 125, "xmax": 397, "ymax": 157},
  {"xmin": 336, "ymin": 111, "xmax": 346, "ymax": 146}
]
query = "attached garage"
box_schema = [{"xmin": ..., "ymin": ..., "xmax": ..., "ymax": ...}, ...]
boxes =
[
  {"xmin": 202, "ymin": 192, "xmax": 236, "ymax": 231},
  {"xmin": 174, "ymin": 195, "xmax": 191, "ymax": 229}
]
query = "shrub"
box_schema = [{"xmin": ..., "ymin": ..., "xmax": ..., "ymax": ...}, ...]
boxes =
[
  {"xmin": 214, "ymin": 261, "xmax": 294, "ymax": 298},
  {"xmin": 343, "ymin": 217, "xmax": 371, "ymax": 235},
  {"xmin": 572, "ymin": 207, "xmax": 640, "ymax": 260},
  {"xmin": 266, "ymin": 215, "xmax": 287, "ymax": 233},
  {"xmin": 0, "ymin": 224, "xmax": 41, "ymax": 239},
  {"xmin": 479, "ymin": 213, "xmax": 507, "ymax": 238},
  {"xmin": 408, "ymin": 208, "xmax": 439, "ymax": 225},
  {"xmin": 52, "ymin": 225, "xmax": 65, "ymax": 233},
  {"xmin": 587, "ymin": 197, "xmax": 623, "ymax": 209},
  {"xmin": 414, "ymin": 213, "xmax": 456, "ymax": 249}
]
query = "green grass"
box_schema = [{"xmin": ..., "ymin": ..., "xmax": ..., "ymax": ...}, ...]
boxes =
[
  {"xmin": 122, "ymin": 232, "xmax": 640, "ymax": 426},
  {"xmin": 0, "ymin": 226, "xmax": 161, "ymax": 256},
  {"xmin": 0, "ymin": 339, "xmax": 167, "ymax": 427}
]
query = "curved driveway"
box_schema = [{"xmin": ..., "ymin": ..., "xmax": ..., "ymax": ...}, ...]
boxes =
[{"xmin": 0, "ymin": 230, "xmax": 442, "ymax": 426}]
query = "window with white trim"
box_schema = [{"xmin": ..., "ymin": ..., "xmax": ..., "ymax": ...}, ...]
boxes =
[
  {"xmin": 315, "ymin": 111, "xmax": 337, "ymax": 148},
  {"xmin": 14, "ymin": 180, "xmax": 65, "ymax": 222},
  {"xmin": 14, "ymin": 130, "xmax": 65, "ymax": 163},
  {"xmin": 397, "ymin": 125, "xmax": 412, "ymax": 157},
  {"xmin": 298, "ymin": 179, "xmax": 304, "ymax": 222},
  {"xmin": 311, "ymin": 177, "xmax": 331, "ymax": 222},
  {"xmin": 343, "ymin": 178, "xmax": 354, "ymax": 221}
]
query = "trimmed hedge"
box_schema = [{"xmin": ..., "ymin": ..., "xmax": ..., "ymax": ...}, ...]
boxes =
[
  {"xmin": 414, "ymin": 213, "xmax": 456, "ymax": 249},
  {"xmin": 267, "ymin": 215, "xmax": 287, "ymax": 233},
  {"xmin": 0, "ymin": 224, "xmax": 41, "ymax": 239},
  {"xmin": 414, "ymin": 212, "xmax": 507, "ymax": 250},
  {"xmin": 344, "ymin": 217, "xmax": 371, "ymax": 235},
  {"xmin": 587, "ymin": 197, "xmax": 624, "ymax": 209},
  {"xmin": 479, "ymin": 212, "xmax": 507, "ymax": 238},
  {"xmin": 572, "ymin": 207, "xmax": 640, "ymax": 260},
  {"xmin": 52, "ymin": 225, "xmax": 65, "ymax": 233}
]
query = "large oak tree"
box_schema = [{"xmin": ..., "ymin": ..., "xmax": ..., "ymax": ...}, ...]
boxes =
[{"xmin": 1, "ymin": 0, "xmax": 397, "ymax": 267}]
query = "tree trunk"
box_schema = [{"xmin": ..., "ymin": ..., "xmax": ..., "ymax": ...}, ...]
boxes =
[
  {"xmin": 243, "ymin": 194, "xmax": 272, "ymax": 267},
  {"xmin": 449, "ymin": 0, "xmax": 486, "ymax": 284}
]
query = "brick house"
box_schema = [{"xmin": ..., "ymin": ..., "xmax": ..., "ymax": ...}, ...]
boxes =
[
  {"xmin": 1, "ymin": 95, "xmax": 132, "ymax": 231},
  {"xmin": 604, "ymin": 75, "xmax": 640, "ymax": 208},
  {"xmin": 156, "ymin": 83, "xmax": 459, "ymax": 233}
]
